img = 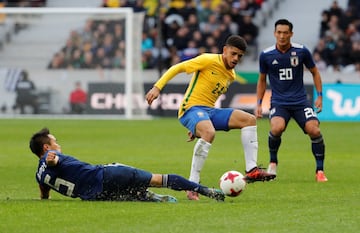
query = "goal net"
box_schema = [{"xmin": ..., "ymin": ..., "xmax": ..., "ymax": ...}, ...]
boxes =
[{"xmin": 0, "ymin": 7, "xmax": 147, "ymax": 119}]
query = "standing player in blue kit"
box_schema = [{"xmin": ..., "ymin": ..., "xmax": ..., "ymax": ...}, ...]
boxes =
[{"xmin": 255, "ymin": 19, "xmax": 328, "ymax": 182}]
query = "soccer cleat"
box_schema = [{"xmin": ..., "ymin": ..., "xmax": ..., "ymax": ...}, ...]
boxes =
[
  {"xmin": 267, "ymin": 162, "xmax": 277, "ymax": 175},
  {"xmin": 186, "ymin": 191, "xmax": 199, "ymax": 201},
  {"xmin": 146, "ymin": 190, "xmax": 178, "ymax": 203},
  {"xmin": 316, "ymin": 170, "xmax": 328, "ymax": 182},
  {"xmin": 245, "ymin": 167, "xmax": 276, "ymax": 183},
  {"xmin": 204, "ymin": 188, "xmax": 225, "ymax": 201}
]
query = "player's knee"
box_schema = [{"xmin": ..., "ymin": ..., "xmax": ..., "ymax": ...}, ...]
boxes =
[
  {"xmin": 149, "ymin": 174, "xmax": 162, "ymax": 187},
  {"xmin": 201, "ymin": 129, "xmax": 215, "ymax": 142},
  {"xmin": 248, "ymin": 114, "xmax": 257, "ymax": 125},
  {"xmin": 271, "ymin": 126, "xmax": 285, "ymax": 136},
  {"xmin": 307, "ymin": 128, "xmax": 321, "ymax": 138}
]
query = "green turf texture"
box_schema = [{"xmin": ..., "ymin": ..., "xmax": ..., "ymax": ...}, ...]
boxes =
[{"xmin": 0, "ymin": 118, "xmax": 359, "ymax": 233}]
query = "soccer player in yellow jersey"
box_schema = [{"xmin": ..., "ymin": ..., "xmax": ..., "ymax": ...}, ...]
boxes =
[{"xmin": 146, "ymin": 35, "xmax": 275, "ymax": 200}]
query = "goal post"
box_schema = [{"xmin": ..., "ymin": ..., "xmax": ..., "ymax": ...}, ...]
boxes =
[{"xmin": 0, "ymin": 7, "xmax": 147, "ymax": 119}]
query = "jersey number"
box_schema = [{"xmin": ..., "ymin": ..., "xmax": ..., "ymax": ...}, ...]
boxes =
[
  {"xmin": 279, "ymin": 68, "xmax": 293, "ymax": 80},
  {"xmin": 44, "ymin": 174, "xmax": 75, "ymax": 197},
  {"xmin": 304, "ymin": 107, "xmax": 317, "ymax": 119},
  {"xmin": 212, "ymin": 83, "xmax": 226, "ymax": 96}
]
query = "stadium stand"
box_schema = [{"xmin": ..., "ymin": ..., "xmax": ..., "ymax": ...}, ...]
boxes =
[
  {"xmin": 46, "ymin": 0, "xmax": 283, "ymax": 71},
  {"xmin": 2, "ymin": 0, "xmax": 358, "ymax": 74}
]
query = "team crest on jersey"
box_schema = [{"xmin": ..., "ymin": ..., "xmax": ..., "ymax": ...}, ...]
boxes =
[{"xmin": 290, "ymin": 55, "xmax": 299, "ymax": 67}]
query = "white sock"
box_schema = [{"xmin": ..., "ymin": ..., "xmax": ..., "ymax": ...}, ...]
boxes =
[
  {"xmin": 189, "ymin": 138, "xmax": 211, "ymax": 183},
  {"xmin": 241, "ymin": 126, "xmax": 258, "ymax": 172}
]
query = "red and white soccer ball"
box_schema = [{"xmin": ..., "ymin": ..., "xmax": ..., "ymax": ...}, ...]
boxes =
[{"xmin": 219, "ymin": 170, "xmax": 246, "ymax": 197}]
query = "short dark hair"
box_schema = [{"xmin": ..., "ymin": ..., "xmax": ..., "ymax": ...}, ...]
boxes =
[
  {"xmin": 275, "ymin": 19, "xmax": 293, "ymax": 32},
  {"xmin": 29, "ymin": 128, "xmax": 50, "ymax": 157},
  {"xmin": 225, "ymin": 35, "xmax": 247, "ymax": 52}
]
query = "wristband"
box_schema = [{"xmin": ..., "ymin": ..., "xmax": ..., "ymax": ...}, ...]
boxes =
[
  {"xmin": 257, "ymin": 99, "xmax": 263, "ymax": 105},
  {"xmin": 317, "ymin": 92, "xmax": 323, "ymax": 97}
]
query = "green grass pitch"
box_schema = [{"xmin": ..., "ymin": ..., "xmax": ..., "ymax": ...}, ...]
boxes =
[{"xmin": 0, "ymin": 118, "xmax": 359, "ymax": 233}]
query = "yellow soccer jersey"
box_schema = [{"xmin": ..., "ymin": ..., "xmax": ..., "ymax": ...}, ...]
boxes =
[{"xmin": 154, "ymin": 53, "xmax": 236, "ymax": 118}]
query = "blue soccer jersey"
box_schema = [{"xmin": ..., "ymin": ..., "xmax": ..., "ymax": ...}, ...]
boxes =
[
  {"xmin": 36, "ymin": 151, "xmax": 103, "ymax": 200},
  {"xmin": 259, "ymin": 43, "xmax": 315, "ymax": 105}
]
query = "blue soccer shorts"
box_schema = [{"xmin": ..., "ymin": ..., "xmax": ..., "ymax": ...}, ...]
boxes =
[
  {"xmin": 97, "ymin": 163, "xmax": 152, "ymax": 200},
  {"xmin": 269, "ymin": 103, "xmax": 319, "ymax": 132},
  {"xmin": 179, "ymin": 106, "xmax": 234, "ymax": 136}
]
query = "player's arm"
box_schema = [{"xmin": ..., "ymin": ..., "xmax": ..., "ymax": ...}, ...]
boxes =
[
  {"xmin": 39, "ymin": 184, "xmax": 50, "ymax": 199},
  {"xmin": 146, "ymin": 62, "xmax": 187, "ymax": 105},
  {"xmin": 255, "ymin": 73, "xmax": 267, "ymax": 118},
  {"xmin": 309, "ymin": 66, "xmax": 323, "ymax": 113}
]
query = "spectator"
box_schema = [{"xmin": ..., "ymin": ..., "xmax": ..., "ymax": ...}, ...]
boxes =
[
  {"xmin": 328, "ymin": 0, "xmax": 344, "ymax": 18},
  {"xmin": 199, "ymin": 14, "xmax": 220, "ymax": 33},
  {"xmin": 68, "ymin": 49, "xmax": 83, "ymax": 69},
  {"xmin": 48, "ymin": 51, "xmax": 66, "ymax": 69},
  {"xmin": 313, "ymin": 51, "xmax": 327, "ymax": 72},
  {"xmin": 196, "ymin": 0, "xmax": 213, "ymax": 24},
  {"xmin": 112, "ymin": 48, "xmax": 125, "ymax": 69},
  {"xmin": 349, "ymin": 41, "xmax": 360, "ymax": 64},
  {"xmin": 346, "ymin": 22, "xmax": 360, "ymax": 42},
  {"xmin": 319, "ymin": 10, "xmax": 330, "ymax": 38},
  {"xmin": 141, "ymin": 31, "xmax": 154, "ymax": 52},
  {"xmin": 238, "ymin": 14, "xmax": 259, "ymax": 57},
  {"xmin": 178, "ymin": 0, "xmax": 197, "ymax": 22},
  {"xmin": 14, "ymin": 70, "xmax": 38, "ymax": 114},
  {"xmin": 80, "ymin": 51, "xmax": 96, "ymax": 69},
  {"xmin": 69, "ymin": 81, "xmax": 87, "ymax": 114}
]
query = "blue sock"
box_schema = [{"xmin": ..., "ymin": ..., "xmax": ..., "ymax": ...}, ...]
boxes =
[
  {"xmin": 163, "ymin": 174, "xmax": 206, "ymax": 193},
  {"xmin": 311, "ymin": 135, "xmax": 325, "ymax": 171},
  {"xmin": 268, "ymin": 132, "xmax": 281, "ymax": 164}
]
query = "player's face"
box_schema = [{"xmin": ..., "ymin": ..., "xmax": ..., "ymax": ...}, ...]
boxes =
[
  {"xmin": 274, "ymin": 24, "xmax": 293, "ymax": 49},
  {"xmin": 45, "ymin": 134, "xmax": 62, "ymax": 153},
  {"xmin": 222, "ymin": 46, "xmax": 245, "ymax": 69}
]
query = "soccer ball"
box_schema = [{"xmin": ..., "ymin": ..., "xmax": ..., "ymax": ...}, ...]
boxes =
[{"xmin": 219, "ymin": 170, "xmax": 246, "ymax": 197}]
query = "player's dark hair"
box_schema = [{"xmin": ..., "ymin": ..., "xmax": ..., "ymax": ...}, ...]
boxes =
[
  {"xmin": 225, "ymin": 35, "xmax": 247, "ymax": 52},
  {"xmin": 29, "ymin": 128, "xmax": 51, "ymax": 157},
  {"xmin": 275, "ymin": 19, "xmax": 293, "ymax": 32}
]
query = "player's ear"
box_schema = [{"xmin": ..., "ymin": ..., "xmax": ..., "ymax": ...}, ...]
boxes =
[{"xmin": 43, "ymin": 143, "xmax": 50, "ymax": 153}]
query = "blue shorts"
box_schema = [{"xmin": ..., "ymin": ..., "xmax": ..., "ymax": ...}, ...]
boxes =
[
  {"xmin": 269, "ymin": 103, "xmax": 319, "ymax": 132},
  {"xmin": 179, "ymin": 106, "xmax": 234, "ymax": 135},
  {"xmin": 96, "ymin": 163, "xmax": 152, "ymax": 201}
]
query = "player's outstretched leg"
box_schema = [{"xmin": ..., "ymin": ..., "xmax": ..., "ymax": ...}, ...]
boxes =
[
  {"xmin": 200, "ymin": 188, "xmax": 225, "ymax": 201},
  {"xmin": 164, "ymin": 174, "xmax": 224, "ymax": 201}
]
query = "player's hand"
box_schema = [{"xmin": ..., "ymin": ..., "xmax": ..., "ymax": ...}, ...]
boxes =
[
  {"xmin": 145, "ymin": 86, "xmax": 160, "ymax": 105},
  {"xmin": 255, "ymin": 105, "xmax": 263, "ymax": 118},
  {"xmin": 187, "ymin": 131, "xmax": 196, "ymax": 142},
  {"xmin": 46, "ymin": 151, "xmax": 59, "ymax": 166},
  {"xmin": 315, "ymin": 97, "xmax": 322, "ymax": 113}
]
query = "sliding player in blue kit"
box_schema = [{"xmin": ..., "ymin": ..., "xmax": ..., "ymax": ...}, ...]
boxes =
[
  {"xmin": 29, "ymin": 128, "xmax": 225, "ymax": 202},
  {"xmin": 255, "ymin": 19, "xmax": 328, "ymax": 182}
]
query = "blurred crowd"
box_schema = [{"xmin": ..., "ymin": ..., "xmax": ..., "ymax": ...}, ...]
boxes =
[
  {"xmin": 47, "ymin": 0, "xmax": 262, "ymax": 70},
  {"xmin": 3, "ymin": 0, "xmax": 360, "ymax": 74},
  {"xmin": 314, "ymin": 0, "xmax": 360, "ymax": 73}
]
